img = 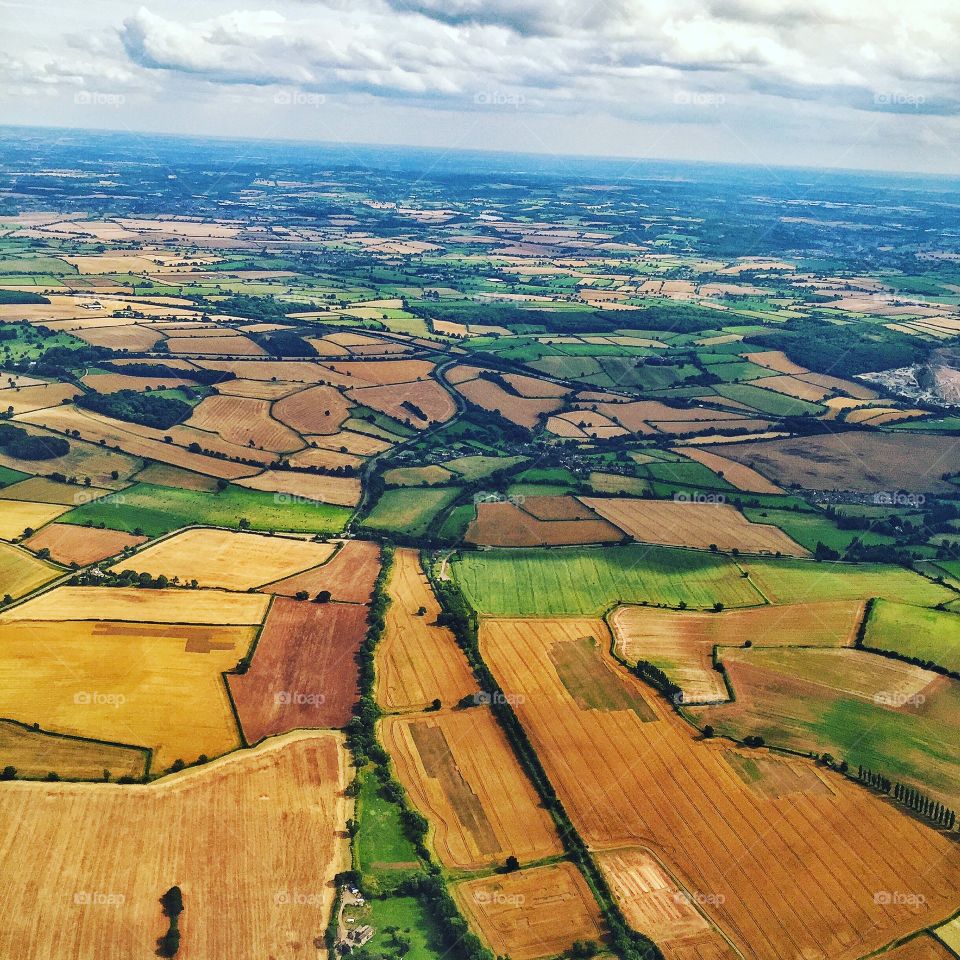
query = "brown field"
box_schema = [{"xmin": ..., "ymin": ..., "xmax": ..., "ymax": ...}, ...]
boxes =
[
  {"xmin": 718, "ymin": 432, "xmax": 960, "ymax": 493},
  {"xmin": 597, "ymin": 848, "xmax": 737, "ymax": 960},
  {"xmin": 113, "ymin": 528, "xmax": 335, "ymax": 591},
  {"xmin": 287, "ymin": 445, "xmax": 364, "ymax": 471},
  {"xmin": 261, "ymin": 539, "xmax": 381, "ymax": 604},
  {"xmin": 522, "ymin": 495, "xmax": 598, "ymax": 520},
  {"xmin": 80, "ymin": 373, "xmax": 196, "ymax": 394},
  {"xmin": 501, "ymin": 372, "xmax": 570, "ymax": 398},
  {"xmin": 0, "ymin": 732, "xmax": 350, "ymax": 959},
  {"xmin": 133, "ymin": 462, "xmax": 221, "ymax": 491},
  {"xmin": 196, "ymin": 359, "xmax": 328, "ymax": 382},
  {"xmin": 797, "ymin": 372, "xmax": 877, "ymax": 400},
  {"xmin": 381, "ymin": 706, "xmax": 561, "ymax": 869},
  {"xmin": 455, "ymin": 863, "xmax": 605, "ymax": 960},
  {"xmin": 0, "ymin": 476, "xmax": 111, "ymax": 504},
  {"xmin": 375, "ymin": 548, "xmax": 476, "ymax": 712},
  {"xmin": 454, "ymin": 376, "xmax": 563, "ymax": 428},
  {"xmin": 886, "ymin": 936, "xmax": 959, "ymax": 960},
  {"xmin": 587, "ymin": 401, "xmax": 741, "ymax": 434},
  {"xmin": 742, "ymin": 350, "xmax": 808, "ymax": 375},
  {"xmin": 70, "ymin": 324, "xmax": 165, "ymax": 351},
  {"xmin": 24, "ymin": 524, "xmax": 147, "ymax": 565},
  {"xmin": 167, "ymin": 334, "xmax": 267, "ymax": 356},
  {"xmin": 228, "ymin": 597, "xmax": 367, "ymax": 740},
  {"xmin": 752, "ymin": 375, "xmax": 831, "ymax": 402},
  {"xmin": 215, "ymin": 377, "xmax": 305, "ymax": 399},
  {"xmin": 674, "ymin": 447, "xmax": 784, "ymax": 494},
  {"xmin": 610, "ymin": 601, "xmax": 864, "ymax": 703},
  {"xmin": 163, "ymin": 422, "xmax": 277, "ymax": 466},
  {"xmin": 273, "ymin": 384, "xmax": 352, "ymax": 435},
  {"xmin": 467, "ymin": 500, "xmax": 624, "ymax": 547},
  {"xmin": 547, "ymin": 411, "xmax": 629, "ymax": 438},
  {"xmin": 311, "ymin": 429, "xmax": 392, "ymax": 456},
  {"xmin": 236, "ymin": 469, "xmax": 361, "ymax": 506},
  {"xmin": 0, "ymin": 585, "xmax": 268, "ymax": 624},
  {"xmin": 479, "ymin": 617, "xmax": 960, "ymax": 960},
  {"xmin": 0, "ymin": 618, "xmax": 255, "ymax": 769},
  {"xmin": 0, "ymin": 499, "xmax": 69, "ymax": 540},
  {"xmin": 323, "ymin": 359, "xmax": 436, "ymax": 385},
  {"xmin": 0, "ymin": 719, "xmax": 147, "ymax": 784},
  {"xmin": 582, "ymin": 498, "xmax": 808, "ymax": 556},
  {"xmin": 346, "ymin": 379, "xmax": 457, "ymax": 425},
  {"xmin": 18, "ymin": 404, "xmax": 257, "ymax": 481},
  {"xmin": 0, "ymin": 381, "xmax": 81, "ymax": 413},
  {"xmin": 187, "ymin": 395, "xmax": 304, "ymax": 452}
]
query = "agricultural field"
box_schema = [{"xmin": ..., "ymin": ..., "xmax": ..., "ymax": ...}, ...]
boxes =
[
  {"xmin": 863, "ymin": 600, "xmax": 960, "ymax": 673},
  {"xmin": 261, "ymin": 539, "xmax": 381, "ymax": 604},
  {"xmin": 479, "ymin": 617, "xmax": 960, "ymax": 960},
  {"xmin": 0, "ymin": 540, "xmax": 61, "ymax": 599},
  {"xmin": 466, "ymin": 496, "xmax": 625, "ymax": 547},
  {"xmin": 361, "ymin": 487, "xmax": 461, "ymax": 536},
  {"xmin": 0, "ymin": 733, "xmax": 350, "ymax": 959}
]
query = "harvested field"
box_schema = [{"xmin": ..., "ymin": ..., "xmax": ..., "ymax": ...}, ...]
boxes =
[
  {"xmin": 71, "ymin": 324, "xmax": 165, "ymax": 351},
  {"xmin": 883, "ymin": 936, "xmax": 957, "ymax": 960},
  {"xmin": 287, "ymin": 446, "xmax": 364, "ymax": 471},
  {"xmin": 479, "ymin": 617, "xmax": 960, "ymax": 960},
  {"xmin": 798, "ymin": 372, "xmax": 877, "ymax": 399},
  {"xmin": 454, "ymin": 376, "xmax": 563, "ymax": 429},
  {"xmin": 376, "ymin": 548, "xmax": 476, "ymax": 712},
  {"xmin": 455, "ymin": 863, "xmax": 605, "ymax": 960},
  {"xmin": 597, "ymin": 848, "xmax": 736, "ymax": 960},
  {"xmin": 0, "ymin": 732, "xmax": 350, "ymax": 959},
  {"xmin": 0, "ymin": 540, "xmax": 60, "ymax": 599},
  {"xmin": 742, "ymin": 350, "xmax": 808, "ymax": 375},
  {"xmin": 187, "ymin": 395, "xmax": 303, "ymax": 452},
  {"xmin": 196, "ymin": 359, "xmax": 328, "ymax": 382},
  {"xmin": 112, "ymin": 528, "xmax": 335, "ymax": 591},
  {"xmin": 751, "ymin": 375, "xmax": 831, "ymax": 402},
  {"xmin": 454, "ymin": 545, "xmax": 765, "ymax": 617},
  {"xmin": 311, "ymin": 429, "xmax": 391, "ymax": 456},
  {"xmin": 236, "ymin": 469, "xmax": 361, "ymax": 507},
  {"xmin": 610, "ymin": 600, "xmax": 864, "ymax": 703},
  {"xmin": 80, "ymin": 373, "xmax": 196, "ymax": 394},
  {"xmin": 273, "ymin": 384, "xmax": 352, "ymax": 435},
  {"xmin": 0, "ymin": 586, "xmax": 269, "ymax": 625},
  {"xmin": 0, "ymin": 618, "xmax": 255, "ymax": 770},
  {"xmin": 323, "ymin": 359, "xmax": 436, "ymax": 386},
  {"xmin": 228, "ymin": 597, "xmax": 367, "ymax": 739},
  {"xmin": 676, "ymin": 447, "xmax": 784, "ymax": 494},
  {"xmin": 383, "ymin": 465, "xmax": 452, "ymax": 486},
  {"xmin": 500, "ymin": 372, "xmax": 569, "ymax": 398},
  {"xmin": 582, "ymin": 498, "xmax": 808, "ymax": 556},
  {"xmin": 0, "ymin": 499, "xmax": 68, "ymax": 539},
  {"xmin": 215, "ymin": 378, "xmax": 305, "ymax": 399},
  {"xmin": 133, "ymin": 462, "xmax": 220, "ymax": 491},
  {"xmin": 0, "ymin": 719, "xmax": 148, "ymax": 781},
  {"xmin": 718, "ymin": 432, "xmax": 960, "ymax": 493},
  {"xmin": 24, "ymin": 524, "xmax": 146, "ymax": 565},
  {"xmin": 466, "ymin": 500, "xmax": 625, "ymax": 547},
  {"xmin": 167, "ymin": 334, "xmax": 266, "ymax": 355},
  {"xmin": 587, "ymin": 401, "xmax": 740, "ymax": 434},
  {"xmin": 0, "ymin": 381, "xmax": 81, "ymax": 413},
  {"xmin": 381, "ymin": 706, "xmax": 561, "ymax": 869},
  {"xmin": 261, "ymin": 539, "xmax": 380, "ymax": 604},
  {"xmin": 346, "ymin": 379, "xmax": 456, "ymax": 425},
  {"xmin": 0, "ymin": 476, "xmax": 109, "ymax": 504}
]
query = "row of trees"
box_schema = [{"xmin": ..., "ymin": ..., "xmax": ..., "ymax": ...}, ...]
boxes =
[{"xmin": 858, "ymin": 767, "xmax": 957, "ymax": 829}]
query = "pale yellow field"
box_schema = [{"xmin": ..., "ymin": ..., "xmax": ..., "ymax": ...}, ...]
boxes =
[
  {"xmin": 582, "ymin": 498, "xmax": 808, "ymax": 556},
  {"xmin": 111, "ymin": 528, "xmax": 335, "ymax": 590},
  {"xmin": 0, "ymin": 499, "xmax": 69, "ymax": 540},
  {"xmin": 0, "ymin": 619, "xmax": 255, "ymax": 770},
  {"xmin": 0, "ymin": 541, "xmax": 61, "ymax": 600},
  {"xmin": 0, "ymin": 586, "xmax": 269, "ymax": 624},
  {"xmin": 0, "ymin": 732, "xmax": 350, "ymax": 959},
  {"xmin": 235, "ymin": 469, "xmax": 361, "ymax": 507}
]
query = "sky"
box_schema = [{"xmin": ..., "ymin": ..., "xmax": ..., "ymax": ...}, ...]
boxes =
[{"xmin": 1, "ymin": 0, "xmax": 958, "ymax": 174}]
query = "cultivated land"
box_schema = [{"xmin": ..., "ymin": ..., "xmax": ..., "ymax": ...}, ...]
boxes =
[
  {"xmin": 479, "ymin": 617, "xmax": 960, "ymax": 960},
  {"xmin": 261, "ymin": 539, "xmax": 381, "ymax": 604},
  {"xmin": 0, "ymin": 541, "xmax": 61, "ymax": 599},
  {"xmin": 381, "ymin": 706, "xmax": 562, "ymax": 870},
  {"xmin": 454, "ymin": 863, "xmax": 606, "ymax": 960},
  {"xmin": 23, "ymin": 524, "xmax": 147, "ymax": 565},
  {"xmin": 0, "ymin": 732, "xmax": 351, "ymax": 959},
  {"xmin": 228, "ymin": 596, "xmax": 367, "ymax": 741},
  {"xmin": 864, "ymin": 600, "xmax": 960, "ymax": 673},
  {"xmin": 376, "ymin": 548, "xmax": 477, "ymax": 712},
  {"xmin": 111, "ymin": 528, "xmax": 336, "ymax": 590}
]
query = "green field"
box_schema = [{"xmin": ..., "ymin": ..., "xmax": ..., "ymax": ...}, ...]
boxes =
[
  {"xmin": 864, "ymin": 600, "xmax": 960, "ymax": 673},
  {"xmin": 443, "ymin": 455, "xmax": 526, "ymax": 481},
  {"xmin": 59, "ymin": 482, "xmax": 351, "ymax": 536},
  {"xmin": 715, "ymin": 382, "xmax": 824, "ymax": 417},
  {"xmin": 361, "ymin": 487, "xmax": 460, "ymax": 536},
  {"xmin": 355, "ymin": 765, "xmax": 420, "ymax": 885},
  {"xmin": 453, "ymin": 544, "xmax": 765, "ymax": 616},
  {"xmin": 743, "ymin": 507, "xmax": 898, "ymax": 553},
  {"xmin": 738, "ymin": 557, "xmax": 953, "ymax": 606}
]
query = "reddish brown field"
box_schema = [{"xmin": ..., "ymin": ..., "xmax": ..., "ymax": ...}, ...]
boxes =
[
  {"xmin": 187, "ymin": 395, "xmax": 303, "ymax": 452},
  {"xmin": 454, "ymin": 376, "xmax": 563, "ymax": 428},
  {"xmin": 273, "ymin": 384, "xmax": 352, "ymax": 435},
  {"xmin": 674, "ymin": 447, "xmax": 784, "ymax": 494},
  {"xmin": 79, "ymin": 373, "xmax": 196, "ymax": 394},
  {"xmin": 236, "ymin": 469, "xmax": 360, "ymax": 506},
  {"xmin": 322, "ymin": 359, "xmax": 436, "ymax": 385},
  {"xmin": 196, "ymin": 359, "xmax": 328, "ymax": 382},
  {"xmin": 501, "ymin": 372, "xmax": 569, "ymax": 398},
  {"xmin": 479, "ymin": 617, "xmax": 960, "ymax": 960},
  {"xmin": 71, "ymin": 324, "xmax": 165, "ymax": 351},
  {"xmin": 167, "ymin": 334, "xmax": 267, "ymax": 355},
  {"xmin": 215, "ymin": 378, "xmax": 305, "ymax": 399},
  {"xmin": 228, "ymin": 597, "xmax": 367, "ymax": 741},
  {"xmin": 882, "ymin": 936, "xmax": 957, "ymax": 960},
  {"xmin": 466, "ymin": 500, "xmax": 624, "ymax": 547},
  {"xmin": 261, "ymin": 540, "xmax": 381, "ymax": 604},
  {"xmin": 24, "ymin": 524, "xmax": 147, "ymax": 565},
  {"xmin": 522, "ymin": 495, "xmax": 597, "ymax": 520},
  {"xmin": 376, "ymin": 547, "xmax": 476, "ymax": 711},
  {"xmin": 346, "ymin": 378, "xmax": 457, "ymax": 425}
]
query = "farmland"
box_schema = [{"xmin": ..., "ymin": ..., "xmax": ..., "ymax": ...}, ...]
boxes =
[{"xmin": 863, "ymin": 600, "xmax": 960, "ymax": 673}]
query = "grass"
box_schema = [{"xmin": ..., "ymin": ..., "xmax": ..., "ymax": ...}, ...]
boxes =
[
  {"xmin": 361, "ymin": 487, "xmax": 460, "ymax": 537},
  {"xmin": 59, "ymin": 482, "xmax": 351, "ymax": 537},
  {"xmin": 437, "ymin": 503, "xmax": 475, "ymax": 542},
  {"xmin": 444, "ymin": 455, "xmax": 526, "ymax": 481},
  {"xmin": 743, "ymin": 507, "xmax": 898, "ymax": 553},
  {"xmin": 361, "ymin": 896, "xmax": 446, "ymax": 960},
  {"xmin": 864, "ymin": 600, "xmax": 960, "ymax": 673},
  {"xmin": 355, "ymin": 765, "xmax": 420, "ymax": 884},
  {"xmin": 0, "ymin": 465, "xmax": 30, "ymax": 488},
  {"xmin": 453, "ymin": 544, "xmax": 764, "ymax": 617},
  {"xmin": 715, "ymin": 382, "xmax": 824, "ymax": 417}
]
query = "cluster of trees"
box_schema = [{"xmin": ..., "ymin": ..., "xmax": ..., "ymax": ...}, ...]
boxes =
[
  {"xmin": 157, "ymin": 886, "xmax": 183, "ymax": 958},
  {"xmin": 859, "ymin": 767, "xmax": 957, "ymax": 829},
  {"xmin": 0, "ymin": 422, "xmax": 69, "ymax": 460},
  {"xmin": 103, "ymin": 361, "xmax": 236, "ymax": 386},
  {"xmin": 254, "ymin": 330, "xmax": 318, "ymax": 358},
  {"xmin": 631, "ymin": 659, "xmax": 682, "ymax": 705},
  {"xmin": 76, "ymin": 389, "xmax": 192, "ymax": 430}
]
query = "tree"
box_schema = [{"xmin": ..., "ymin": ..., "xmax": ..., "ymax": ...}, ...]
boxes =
[
  {"xmin": 504, "ymin": 855, "xmax": 520, "ymax": 872},
  {"xmin": 315, "ymin": 590, "xmax": 332, "ymax": 604},
  {"xmin": 160, "ymin": 886, "xmax": 184, "ymax": 919},
  {"xmin": 702, "ymin": 725, "xmax": 715, "ymax": 739}
]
